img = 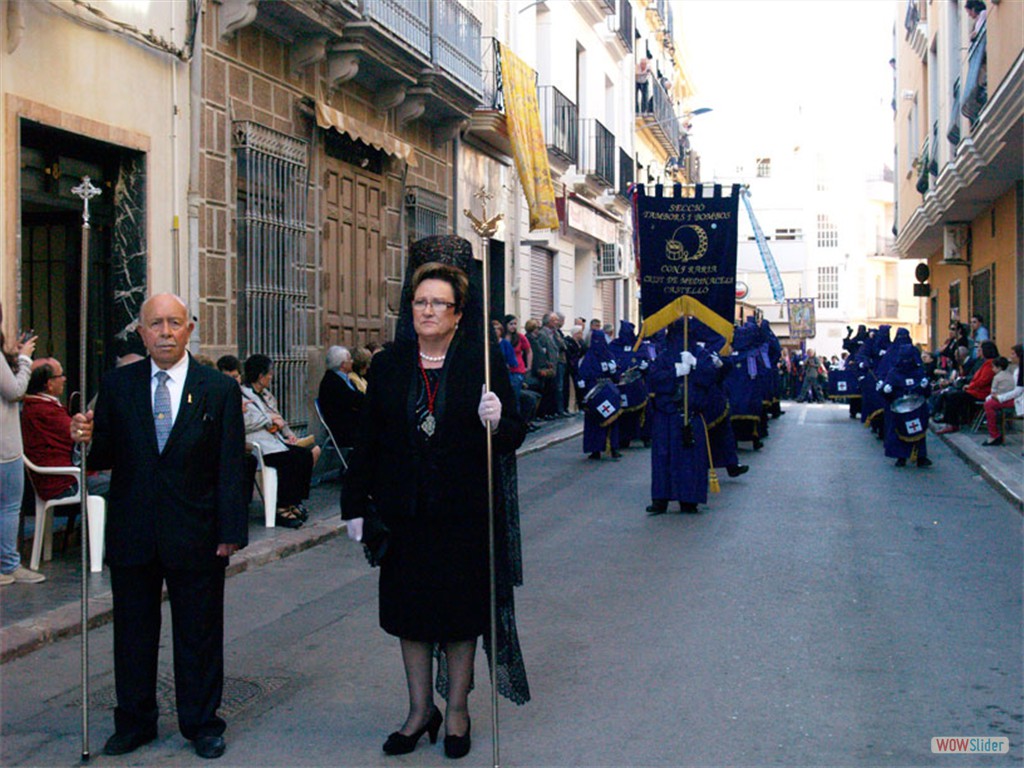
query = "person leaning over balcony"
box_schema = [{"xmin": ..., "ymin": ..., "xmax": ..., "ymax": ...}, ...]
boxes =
[
  {"xmin": 966, "ymin": 0, "xmax": 987, "ymax": 40},
  {"xmin": 635, "ymin": 51, "xmax": 652, "ymax": 112},
  {"xmin": 982, "ymin": 345, "xmax": 1023, "ymax": 446}
]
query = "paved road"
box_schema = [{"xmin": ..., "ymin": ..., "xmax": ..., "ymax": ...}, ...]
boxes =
[{"xmin": 2, "ymin": 404, "xmax": 1021, "ymax": 767}]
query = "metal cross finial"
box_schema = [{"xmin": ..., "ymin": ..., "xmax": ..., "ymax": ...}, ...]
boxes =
[
  {"xmin": 465, "ymin": 186, "xmax": 503, "ymax": 239},
  {"xmin": 71, "ymin": 176, "xmax": 102, "ymax": 228}
]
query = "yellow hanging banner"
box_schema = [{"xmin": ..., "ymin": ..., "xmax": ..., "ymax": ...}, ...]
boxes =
[{"xmin": 498, "ymin": 43, "xmax": 559, "ymax": 231}]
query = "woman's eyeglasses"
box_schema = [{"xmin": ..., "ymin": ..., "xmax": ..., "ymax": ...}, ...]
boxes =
[{"xmin": 412, "ymin": 299, "xmax": 455, "ymax": 312}]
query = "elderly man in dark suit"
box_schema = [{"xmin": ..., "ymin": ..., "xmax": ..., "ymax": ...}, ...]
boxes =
[
  {"xmin": 317, "ymin": 344, "xmax": 364, "ymax": 449},
  {"xmin": 71, "ymin": 293, "xmax": 247, "ymax": 760}
]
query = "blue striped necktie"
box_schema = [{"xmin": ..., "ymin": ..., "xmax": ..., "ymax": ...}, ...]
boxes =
[{"xmin": 154, "ymin": 371, "xmax": 172, "ymax": 452}]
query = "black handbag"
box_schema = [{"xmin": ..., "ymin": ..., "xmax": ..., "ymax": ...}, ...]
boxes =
[{"xmin": 361, "ymin": 513, "xmax": 390, "ymax": 568}]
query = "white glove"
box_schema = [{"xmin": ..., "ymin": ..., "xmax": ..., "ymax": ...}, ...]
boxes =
[
  {"xmin": 710, "ymin": 352, "xmax": 723, "ymax": 369},
  {"xmin": 478, "ymin": 386, "xmax": 501, "ymax": 431},
  {"xmin": 577, "ymin": 379, "xmax": 586, "ymax": 390},
  {"xmin": 879, "ymin": 349, "xmax": 887, "ymax": 356},
  {"xmin": 608, "ymin": 360, "xmax": 617, "ymax": 372},
  {"xmin": 876, "ymin": 380, "xmax": 884, "ymax": 391},
  {"xmin": 346, "ymin": 517, "xmax": 364, "ymax": 542},
  {"xmin": 639, "ymin": 359, "xmax": 649, "ymax": 371},
  {"xmin": 883, "ymin": 383, "xmax": 893, "ymax": 394},
  {"xmin": 675, "ymin": 351, "xmax": 696, "ymax": 377},
  {"xmin": 921, "ymin": 378, "xmax": 929, "ymax": 389}
]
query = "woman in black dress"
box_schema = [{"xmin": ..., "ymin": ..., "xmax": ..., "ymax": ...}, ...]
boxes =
[{"xmin": 342, "ymin": 243, "xmax": 527, "ymax": 759}]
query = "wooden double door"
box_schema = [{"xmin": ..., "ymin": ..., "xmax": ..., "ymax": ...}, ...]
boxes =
[{"xmin": 322, "ymin": 159, "xmax": 386, "ymax": 348}]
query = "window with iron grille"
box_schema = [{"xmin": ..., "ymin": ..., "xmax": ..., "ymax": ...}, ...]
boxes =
[
  {"xmin": 234, "ymin": 121, "xmax": 311, "ymax": 430},
  {"xmin": 816, "ymin": 214, "xmax": 838, "ymax": 248},
  {"xmin": 405, "ymin": 186, "xmax": 449, "ymax": 244},
  {"xmin": 756, "ymin": 158, "xmax": 771, "ymax": 178},
  {"xmin": 818, "ymin": 265, "xmax": 839, "ymax": 309}
]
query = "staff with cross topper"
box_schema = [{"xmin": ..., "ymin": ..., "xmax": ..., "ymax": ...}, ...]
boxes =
[{"xmin": 70, "ymin": 175, "xmax": 102, "ymax": 761}]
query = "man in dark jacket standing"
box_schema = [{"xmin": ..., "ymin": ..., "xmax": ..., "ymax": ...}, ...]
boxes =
[
  {"xmin": 72, "ymin": 293, "xmax": 247, "ymax": 760},
  {"xmin": 318, "ymin": 345, "xmax": 364, "ymax": 449}
]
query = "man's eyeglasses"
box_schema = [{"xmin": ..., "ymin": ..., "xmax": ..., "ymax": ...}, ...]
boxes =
[{"xmin": 412, "ymin": 299, "xmax": 455, "ymax": 312}]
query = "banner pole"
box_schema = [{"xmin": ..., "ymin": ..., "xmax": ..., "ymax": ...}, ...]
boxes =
[
  {"xmin": 71, "ymin": 175, "xmax": 101, "ymax": 763},
  {"xmin": 465, "ymin": 190, "xmax": 503, "ymax": 768}
]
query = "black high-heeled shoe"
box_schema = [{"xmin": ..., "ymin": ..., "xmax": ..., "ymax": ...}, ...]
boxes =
[
  {"xmin": 444, "ymin": 718, "xmax": 471, "ymax": 759},
  {"xmin": 382, "ymin": 707, "xmax": 442, "ymax": 756}
]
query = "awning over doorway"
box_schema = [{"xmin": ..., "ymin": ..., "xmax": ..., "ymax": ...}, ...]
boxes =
[{"xmin": 315, "ymin": 101, "xmax": 418, "ymax": 168}]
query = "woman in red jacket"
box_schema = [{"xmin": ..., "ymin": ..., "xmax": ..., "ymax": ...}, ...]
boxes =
[{"xmin": 936, "ymin": 340, "xmax": 999, "ymax": 433}]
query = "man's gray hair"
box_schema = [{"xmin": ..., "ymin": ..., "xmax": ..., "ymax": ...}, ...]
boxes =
[{"xmin": 326, "ymin": 345, "xmax": 351, "ymax": 370}]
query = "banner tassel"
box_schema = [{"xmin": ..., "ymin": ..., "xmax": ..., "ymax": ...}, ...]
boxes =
[{"xmin": 702, "ymin": 417, "xmax": 720, "ymax": 494}]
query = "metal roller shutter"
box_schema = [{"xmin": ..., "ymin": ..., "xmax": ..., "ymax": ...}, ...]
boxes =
[
  {"xmin": 600, "ymin": 278, "xmax": 617, "ymax": 329},
  {"xmin": 530, "ymin": 246, "xmax": 554, "ymax": 317}
]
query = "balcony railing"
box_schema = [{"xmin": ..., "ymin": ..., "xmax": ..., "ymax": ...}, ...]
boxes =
[
  {"xmin": 432, "ymin": 0, "xmax": 482, "ymax": 96},
  {"xmin": 947, "ymin": 77, "xmax": 962, "ymax": 146},
  {"xmin": 538, "ymin": 85, "xmax": 577, "ymax": 163},
  {"xmin": 479, "ymin": 37, "xmax": 502, "ymax": 111},
  {"xmin": 616, "ymin": 0, "xmax": 633, "ymax": 52},
  {"xmin": 961, "ymin": 22, "xmax": 987, "ymax": 127},
  {"xmin": 637, "ymin": 77, "xmax": 680, "ymax": 156},
  {"xmin": 365, "ymin": 0, "xmax": 430, "ymax": 58},
  {"xmin": 874, "ymin": 298, "xmax": 899, "ymax": 318},
  {"xmin": 579, "ymin": 118, "xmax": 615, "ymax": 188},
  {"xmin": 618, "ymin": 147, "xmax": 633, "ymax": 197},
  {"xmin": 873, "ymin": 235, "xmax": 897, "ymax": 257},
  {"xmin": 904, "ymin": 0, "xmax": 920, "ymax": 37}
]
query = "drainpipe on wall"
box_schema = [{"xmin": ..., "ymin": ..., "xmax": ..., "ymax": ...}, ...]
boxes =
[{"xmin": 187, "ymin": 1, "xmax": 203, "ymax": 351}]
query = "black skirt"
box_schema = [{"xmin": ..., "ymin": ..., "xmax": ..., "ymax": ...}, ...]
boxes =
[{"xmin": 379, "ymin": 510, "xmax": 488, "ymax": 643}]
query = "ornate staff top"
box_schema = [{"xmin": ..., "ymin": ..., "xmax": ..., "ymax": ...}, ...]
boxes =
[
  {"xmin": 71, "ymin": 176, "xmax": 102, "ymax": 228},
  {"xmin": 464, "ymin": 187, "xmax": 503, "ymax": 239}
]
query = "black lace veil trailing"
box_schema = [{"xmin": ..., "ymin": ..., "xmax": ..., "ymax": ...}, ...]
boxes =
[{"xmin": 400, "ymin": 235, "xmax": 530, "ymax": 705}]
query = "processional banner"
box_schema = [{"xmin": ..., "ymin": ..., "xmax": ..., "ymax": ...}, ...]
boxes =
[
  {"xmin": 786, "ymin": 298, "xmax": 816, "ymax": 339},
  {"xmin": 632, "ymin": 183, "xmax": 740, "ymax": 345}
]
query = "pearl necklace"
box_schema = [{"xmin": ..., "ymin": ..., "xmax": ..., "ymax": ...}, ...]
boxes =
[{"xmin": 419, "ymin": 351, "xmax": 447, "ymax": 362}]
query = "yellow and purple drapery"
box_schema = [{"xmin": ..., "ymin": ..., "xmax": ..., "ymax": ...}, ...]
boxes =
[{"xmin": 499, "ymin": 43, "xmax": 558, "ymax": 231}]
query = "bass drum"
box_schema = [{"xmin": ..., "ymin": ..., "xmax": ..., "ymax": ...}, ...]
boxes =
[
  {"xmin": 583, "ymin": 379, "xmax": 622, "ymax": 427},
  {"xmin": 891, "ymin": 394, "xmax": 928, "ymax": 441},
  {"xmin": 618, "ymin": 368, "xmax": 648, "ymax": 411}
]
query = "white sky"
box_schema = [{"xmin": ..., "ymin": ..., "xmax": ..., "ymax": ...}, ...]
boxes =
[{"xmin": 677, "ymin": 0, "xmax": 898, "ymax": 177}]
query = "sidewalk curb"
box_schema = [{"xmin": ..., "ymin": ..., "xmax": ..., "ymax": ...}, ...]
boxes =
[
  {"xmin": 934, "ymin": 428, "xmax": 1023, "ymax": 513},
  {"xmin": 0, "ymin": 521, "xmax": 344, "ymax": 665},
  {"xmin": 1, "ymin": 424, "xmax": 583, "ymax": 665}
]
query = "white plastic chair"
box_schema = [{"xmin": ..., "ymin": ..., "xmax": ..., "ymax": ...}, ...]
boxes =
[
  {"xmin": 313, "ymin": 398, "xmax": 349, "ymax": 474},
  {"xmin": 249, "ymin": 442, "xmax": 278, "ymax": 528},
  {"xmin": 21, "ymin": 455, "xmax": 106, "ymax": 573}
]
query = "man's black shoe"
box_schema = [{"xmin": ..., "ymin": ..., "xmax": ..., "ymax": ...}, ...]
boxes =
[
  {"xmin": 194, "ymin": 735, "xmax": 226, "ymax": 759},
  {"xmin": 916, "ymin": 457, "xmax": 933, "ymax": 467},
  {"xmin": 103, "ymin": 728, "xmax": 157, "ymax": 756},
  {"xmin": 679, "ymin": 502, "xmax": 699, "ymax": 513},
  {"xmin": 726, "ymin": 464, "xmax": 749, "ymax": 478},
  {"xmin": 646, "ymin": 500, "xmax": 668, "ymax": 515}
]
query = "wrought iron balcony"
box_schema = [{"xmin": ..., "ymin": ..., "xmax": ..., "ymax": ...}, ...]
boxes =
[
  {"xmin": 873, "ymin": 298, "xmax": 900, "ymax": 318},
  {"xmin": 903, "ymin": 0, "xmax": 920, "ymax": 37},
  {"xmin": 432, "ymin": 0, "xmax": 483, "ymax": 96},
  {"xmin": 480, "ymin": 37, "xmax": 503, "ymax": 111},
  {"xmin": 616, "ymin": 0, "xmax": 633, "ymax": 52},
  {"xmin": 961, "ymin": 22, "xmax": 987, "ymax": 127},
  {"xmin": 538, "ymin": 85, "xmax": 577, "ymax": 164},
  {"xmin": 636, "ymin": 77, "xmax": 680, "ymax": 156},
  {"xmin": 618, "ymin": 147, "xmax": 634, "ymax": 197},
  {"xmin": 364, "ymin": 0, "xmax": 430, "ymax": 58},
  {"xmin": 579, "ymin": 118, "xmax": 615, "ymax": 188}
]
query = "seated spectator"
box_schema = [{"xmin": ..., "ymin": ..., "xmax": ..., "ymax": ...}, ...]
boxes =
[
  {"xmin": 21, "ymin": 358, "xmax": 109, "ymax": 501},
  {"xmin": 982, "ymin": 344, "xmax": 1023, "ymax": 446},
  {"xmin": 242, "ymin": 354, "xmax": 319, "ymax": 528},
  {"xmin": 936, "ymin": 322, "xmax": 969, "ymax": 370},
  {"xmin": 317, "ymin": 345, "xmax": 364, "ymax": 450},
  {"xmin": 216, "ymin": 354, "xmax": 243, "ymax": 384},
  {"xmin": 350, "ymin": 347, "xmax": 372, "ymax": 394},
  {"xmin": 936, "ymin": 340, "xmax": 999, "ymax": 433}
]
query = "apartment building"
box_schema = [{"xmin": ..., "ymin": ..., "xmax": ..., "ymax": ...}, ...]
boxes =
[{"xmin": 893, "ymin": 0, "xmax": 1023, "ymax": 352}]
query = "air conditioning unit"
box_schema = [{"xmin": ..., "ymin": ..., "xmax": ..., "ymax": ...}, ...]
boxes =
[
  {"xmin": 941, "ymin": 222, "xmax": 970, "ymax": 265},
  {"xmin": 596, "ymin": 243, "xmax": 623, "ymax": 278}
]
